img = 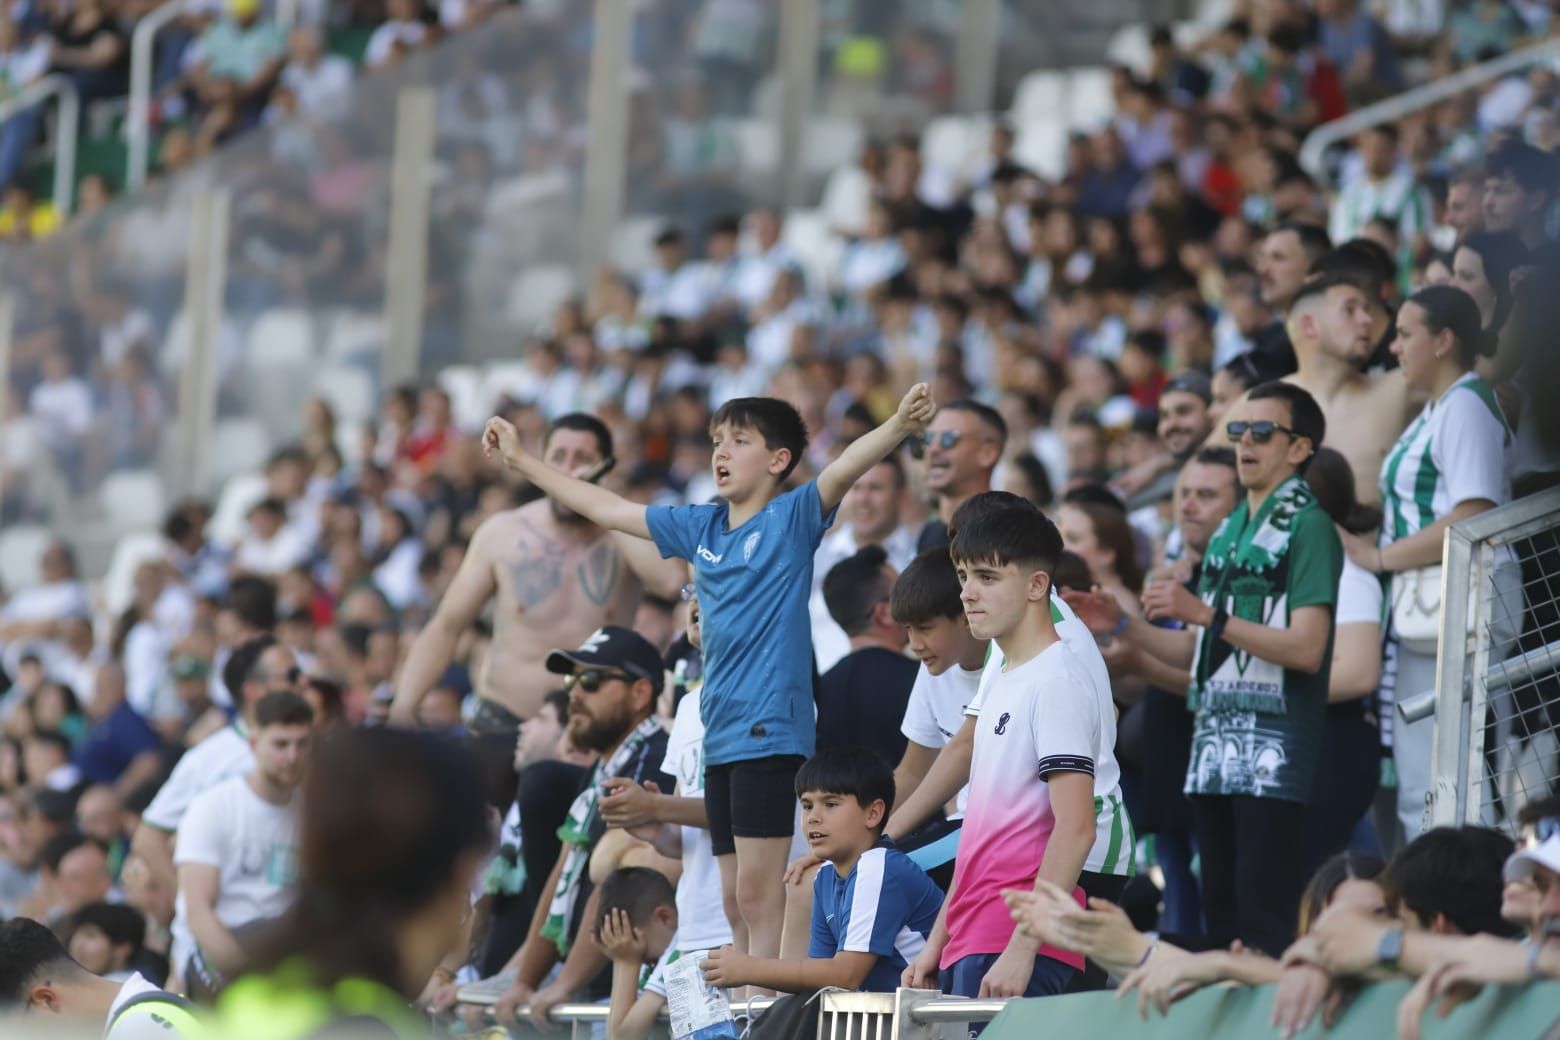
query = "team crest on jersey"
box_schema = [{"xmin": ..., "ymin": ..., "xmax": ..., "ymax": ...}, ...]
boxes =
[
  {"xmin": 994, "ymin": 712, "xmax": 1011, "ymax": 735},
  {"xmin": 742, "ymin": 531, "xmax": 761, "ymax": 562}
]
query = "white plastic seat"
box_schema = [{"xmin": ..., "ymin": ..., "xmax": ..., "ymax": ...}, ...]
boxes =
[
  {"xmin": 436, "ymin": 365, "xmax": 486, "ymax": 432},
  {"xmin": 730, "ymin": 118, "xmax": 780, "ymax": 180},
  {"xmin": 608, "ymin": 216, "xmax": 667, "ymax": 275},
  {"xmin": 210, "ymin": 417, "xmax": 274, "ymax": 485},
  {"xmin": 323, "ymin": 310, "xmax": 384, "ymax": 362},
  {"xmin": 505, "ymin": 264, "xmax": 577, "ymax": 331},
  {"xmin": 481, "ymin": 361, "xmax": 542, "ymax": 409},
  {"xmin": 805, "ymin": 116, "xmax": 863, "ymax": 176},
  {"xmin": 245, "ymin": 308, "xmax": 315, "ymax": 368},
  {"xmin": 1067, "ymin": 66, "xmax": 1117, "ymax": 131},
  {"xmin": 1011, "ymin": 71, "xmax": 1066, "ymax": 126},
  {"xmin": 820, "ymin": 165, "xmax": 871, "ymax": 236},
  {"xmin": 781, "ymin": 209, "xmax": 842, "ymax": 291},
  {"xmin": 1014, "ymin": 119, "xmax": 1069, "ymax": 183},
  {"xmin": 1105, "ymin": 25, "xmax": 1153, "ymax": 77},
  {"xmin": 921, "ymin": 114, "xmax": 979, "ymax": 172},
  {"xmin": 101, "ymin": 531, "xmax": 171, "ymax": 617},
  {"xmin": 0, "ymin": 524, "xmax": 52, "ymax": 592},
  {"xmin": 209, "ymin": 472, "xmax": 269, "ymax": 549},
  {"xmin": 98, "ymin": 469, "xmax": 169, "ymax": 532},
  {"xmin": 312, "ymin": 365, "xmax": 377, "ymax": 426}
]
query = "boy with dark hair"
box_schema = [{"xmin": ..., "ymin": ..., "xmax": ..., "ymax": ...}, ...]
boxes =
[
  {"xmin": 596, "ymin": 866, "xmax": 683, "ymax": 1040},
  {"xmin": 65, "ymin": 902, "xmax": 147, "ymax": 981},
  {"xmin": 701, "ymin": 748, "xmax": 943, "ymax": 994},
  {"xmin": 484, "ymin": 385, "xmax": 936, "ymax": 967},
  {"xmin": 905, "ymin": 509, "xmax": 1132, "ymax": 1000},
  {"xmin": 0, "ymin": 916, "xmax": 198, "ymax": 1038},
  {"xmin": 817, "ymin": 546, "xmax": 917, "ymax": 766}
]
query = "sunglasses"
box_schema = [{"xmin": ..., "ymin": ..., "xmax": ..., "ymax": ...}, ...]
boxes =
[
  {"xmin": 566, "ymin": 669, "xmax": 636, "ymax": 694},
  {"xmin": 1527, "ymin": 816, "xmax": 1560, "ymax": 847},
  {"xmin": 1226, "ymin": 420, "xmax": 1299, "ymax": 445},
  {"xmin": 908, "ymin": 430, "xmax": 962, "ymax": 460}
]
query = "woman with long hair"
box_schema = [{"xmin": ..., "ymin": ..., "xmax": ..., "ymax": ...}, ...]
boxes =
[
  {"xmin": 1056, "ymin": 499, "xmax": 1145, "ymax": 615},
  {"xmin": 216, "ymin": 729, "xmax": 491, "ymax": 1037},
  {"xmin": 1338, "ymin": 285, "xmax": 1520, "ymax": 844}
]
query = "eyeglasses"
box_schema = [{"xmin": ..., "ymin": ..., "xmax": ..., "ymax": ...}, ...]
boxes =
[
  {"xmin": 565, "ymin": 669, "xmax": 636, "ymax": 694},
  {"xmin": 1226, "ymin": 420, "xmax": 1299, "ymax": 445}
]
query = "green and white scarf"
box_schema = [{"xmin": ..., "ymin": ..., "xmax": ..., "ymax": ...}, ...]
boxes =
[
  {"xmin": 541, "ymin": 717, "xmax": 663, "ymax": 956},
  {"xmin": 1188, "ymin": 475, "xmax": 1312, "ymax": 714}
]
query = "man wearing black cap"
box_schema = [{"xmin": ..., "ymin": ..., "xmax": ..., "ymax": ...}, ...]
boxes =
[{"xmin": 493, "ymin": 625, "xmax": 676, "ymax": 1029}]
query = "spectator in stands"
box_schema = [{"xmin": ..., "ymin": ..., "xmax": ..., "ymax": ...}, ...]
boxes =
[
  {"xmin": 27, "ymin": 349, "xmax": 92, "ymax": 486},
  {"xmin": 0, "ymin": 917, "xmax": 197, "ymax": 1038},
  {"xmin": 1055, "ymin": 500, "xmax": 1144, "ymax": 616},
  {"xmin": 233, "ymin": 498, "xmax": 312, "ymax": 577},
  {"xmin": 278, "ymin": 24, "xmax": 352, "ymax": 119},
  {"xmin": 188, "ymin": 0, "xmax": 284, "ymax": 127},
  {"xmin": 47, "ymin": 0, "xmax": 127, "ymax": 105},
  {"xmin": 915, "ymin": 401, "xmax": 1007, "ymax": 552},
  {"xmin": 1331, "ymin": 125, "xmax": 1431, "ymax": 256},
  {"xmin": 595, "ymin": 867, "xmax": 684, "ymax": 1040},
  {"xmin": 173, "ymin": 690, "xmax": 312, "ymax": 997},
  {"xmin": 0, "ymin": 539, "xmax": 89, "ymax": 679},
  {"xmin": 1340, "ymin": 285, "xmax": 1517, "ymax": 844},
  {"xmin": 364, "ymin": 0, "xmax": 429, "ymax": 68},
  {"xmin": 815, "ymin": 547, "xmax": 917, "ymax": 768},
  {"xmin": 1453, "ymin": 230, "xmax": 1527, "ymax": 336},
  {"xmin": 65, "ymin": 901, "xmax": 147, "ymax": 981},
  {"xmin": 0, "ymin": 17, "xmax": 49, "ymax": 194},
  {"xmin": 1251, "ymin": 222, "xmax": 1334, "ymax": 380},
  {"xmin": 1316, "ymin": 0, "xmax": 1403, "ymax": 98},
  {"xmin": 71, "ymin": 664, "xmax": 163, "ymax": 796},
  {"xmin": 1481, "ymin": 139, "xmax": 1556, "ymax": 251},
  {"xmin": 493, "ymin": 626, "xmax": 675, "ymax": 1028},
  {"xmin": 22, "ymin": 833, "xmax": 113, "ymax": 927}
]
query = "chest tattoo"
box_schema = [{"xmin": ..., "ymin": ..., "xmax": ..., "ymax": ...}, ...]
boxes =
[{"xmin": 578, "ymin": 542, "xmax": 622, "ymax": 607}]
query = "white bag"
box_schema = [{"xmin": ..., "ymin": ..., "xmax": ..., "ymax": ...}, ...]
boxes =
[{"xmin": 1391, "ymin": 565, "xmax": 1476, "ymax": 656}]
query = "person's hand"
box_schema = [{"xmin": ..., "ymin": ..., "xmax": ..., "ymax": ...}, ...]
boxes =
[
  {"xmin": 597, "ymin": 907, "xmax": 648, "ymax": 964},
  {"xmin": 903, "ymin": 942, "xmax": 941, "ymax": 990},
  {"xmin": 1309, "ymin": 903, "xmax": 1391, "ymax": 977},
  {"xmin": 1045, "ymin": 887, "xmax": 1148, "ymax": 969},
  {"xmin": 700, "ymin": 945, "xmax": 752, "ymax": 989},
  {"xmin": 600, "ymin": 778, "xmax": 662, "ymax": 829},
  {"xmin": 896, "ymin": 383, "xmax": 936, "ymax": 432},
  {"xmin": 784, "ymin": 852, "xmax": 822, "ymax": 886},
  {"xmin": 1001, "ymin": 885, "xmax": 1067, "ymax": 946},
  {"xmin": 1142, "ymin": 579, "xmax": 1211, "ymax": 626},
  {"xmin": 492, "ymin": 980, "xmax": 535, "ymax": 1029},
  {"xmin": 1339, "ymin": 529, "xmax": 1383, "ymax": 574},
  {"xmin": 482, "ymin": 416, "xmax": 527, "ymax": 470},
  {"xmin": 524, "ymin": 980, "xmax": 571, "ymax": 1032},
  {"xmin": 1062, "ymin": 586, "xmax": 1125, "ymax": 637},
  {"xmin": 1396, "ymin": 950, "xmax": 1503, "ymax": 1040},
  {"xmin": 978, "ymin": 942, "xmax": 1036, "ymax": 998},
  {"xmin": 1270, "ymin": 962, "xmax": 1332, "ymax": 1040},
  {"xmin": 1116, "ymin": 944, "xmax": 1214, "ymax": 1018},
  {"xmin": 425, "ymin": 981, "xmax": 460, "ymax": 1015}
]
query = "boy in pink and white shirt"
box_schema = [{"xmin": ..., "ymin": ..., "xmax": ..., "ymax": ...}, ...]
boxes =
[{"xmin": 903, "ymin": 507, "xmax": 1133, "ymax": 1002}]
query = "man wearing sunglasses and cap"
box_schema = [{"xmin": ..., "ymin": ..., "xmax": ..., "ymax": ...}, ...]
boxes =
[
  {"xmin": 1094, "ymin": 380, "xmax": 1341, "ymax": 957},
  {"xmin": 914, "ymin": 401, "xmax": 1008, "ymax": 553},
  {"xmin": 493, "ymin": 625, "xmax": 676, "ymax": 1029}
]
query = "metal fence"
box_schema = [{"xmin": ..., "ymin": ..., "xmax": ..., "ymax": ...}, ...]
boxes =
[
  {"xmin": 1426, "ymin": 487, "xmax": 1560, "ymax": 831},
  {"xmin": 462, "ymin": 987, "xmax": 1007, "ymax": 1040}
]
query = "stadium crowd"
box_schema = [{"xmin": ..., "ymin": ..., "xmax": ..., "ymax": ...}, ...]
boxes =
[{"xmin": 2, "ymin": 0, "xmax": 1560, "ymax": 1038}]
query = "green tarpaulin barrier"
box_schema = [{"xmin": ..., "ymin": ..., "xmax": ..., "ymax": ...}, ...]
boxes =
[{"xmin": 983, "ymin": 980, "xmax": 1560, "ymax": 1039}]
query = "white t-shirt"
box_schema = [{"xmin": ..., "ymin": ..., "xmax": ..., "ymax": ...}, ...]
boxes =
[
  {"xmin": 899, "ymin": 661, "xmax": 982, "ymax": 817},
  {"xmin": 660, "ymin": 688, "xmax": 732, "ymax": 952},
  {"xmin": 1336, "ymin": 557, "xmax": 1384, "ymax": 627},
  {"xmin": 966, "ymin": 594, "xmax": 1110, "ymax": 719},
  {"xmin": 172, "ymin": 775, "xmax": 298, "ymax": 972},
  {"xmin": 142, "ymin": 725, "xmax": 254, "ymax": 832},
  {"xmin": 363, "ymin": 19, "xmax": 427, "ymax": 66}
]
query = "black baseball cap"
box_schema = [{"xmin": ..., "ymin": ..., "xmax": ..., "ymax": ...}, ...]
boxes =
[
  {"xmin": 1162, "ymin": 370, "xmax": 1213, "ymax": 404},
  {"xmin": 545, "ymin": 626, "xmax": 665, "ymax": 694}
]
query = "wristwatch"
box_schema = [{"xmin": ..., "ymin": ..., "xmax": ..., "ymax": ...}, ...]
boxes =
[{"xmin": 1376, "ymin": 927, "xmax": 1405, "ymax": 969}]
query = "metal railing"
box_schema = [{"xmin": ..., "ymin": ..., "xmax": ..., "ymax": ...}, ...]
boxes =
[
  {"xmin": 1299, "ymin": 36, "xmax": 1560, "ymax": 184},
  {"xmin": 0, "ymin": 74, "xmax": 80, "ymax": 217},
  {"xmin": 1428, "ymin": 487, "xmax": 1560, "ymax": 830},
  {"xmin": 460, "ymin": 987, "xmax": 1010, "ymax": 1040},
  {"xmin": 125, "ymin": 0, "xmax": 302, "ymax": 190}
]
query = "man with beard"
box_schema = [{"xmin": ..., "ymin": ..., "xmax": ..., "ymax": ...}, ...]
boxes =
[
  {"xmin": 1112, "ymin": 371, "xmax": 1215, "ymax": 514},
  {"xmin": 914, "ymin": 401, "xmax": 1007, "ymax": 552},
  {"xmin": 1282, "ymin": 273, "xmax": 1414, "ymax": 507},
  {"xmin": 492, "ymin": 626, "xmax": 675, "ymax": 1029},
  {"xmin": 390, "ymin": 414, "xmax": 685, "ymax": 731}
]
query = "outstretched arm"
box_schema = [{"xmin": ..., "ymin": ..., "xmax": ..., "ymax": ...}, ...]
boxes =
[
  {"xmin": 817, "ymin": 384, "xmax": 935, "ymax": 514},
  {"xmin": 485, "ymin": 418, "xmax": 651, "ymax": 538}
]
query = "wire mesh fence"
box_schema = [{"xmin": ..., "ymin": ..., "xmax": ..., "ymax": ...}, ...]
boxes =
[{"xmin": 1429, "ymin": 487, "xmax": 1560, "ymax": 833}]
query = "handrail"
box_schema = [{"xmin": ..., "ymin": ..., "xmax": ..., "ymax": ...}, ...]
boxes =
[
  {"xmin": 472, "ymin": 991, "xmax": 1015, "ymax": 1027},
  {"xmin": 127, "ymin": 0, "xmax": 300, "ymax": 190},
  {"xmin": 1299, "ymin": 36, "xmax": 1560, "ymax": 183},
  {"xmin": 0, "ymin": 74, "xmax": 80, "ymax": 218}
]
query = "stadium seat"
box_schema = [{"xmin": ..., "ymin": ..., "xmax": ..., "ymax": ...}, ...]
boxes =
[
  {"xmin": 98, "ymin": 469, "xmax": 169, "ymax": 532},
  {"xmin": 481, "ymin": 361, "xmax": 543, "ymax": 410},
  {"xmin": 437, "ymin": 365, "xmax": 487, "ymax": 432},
  {"xmin": 209, "ymin": 472, "xmax": 268, "ymax": 549},
  {"xmin": 781, "ymin": 209, "xmax": 842, "ymax": 290},
  {"xmin": 1011, "ymin": 71, "xmax": 1066, "ymax": 127},
  {"xmin": 730, "ymin": 118, "xmax": 780, "ymax": 182},
  {"xmin": 323, "ymin": 310, "xmax": 384, "ymax": 362},
  {"xmin": 921, "ymin": 114, "xmax": 983, "ymax": 174},
  {"xmin": 608, "ymin": 216, "xmax": 666, "ymax": 275},
  {"xmin": 1067, "ymin": 67, "xmax": 1117, "ymax": 131},
  {"xmin": 505, "ymin": 264, "xmax": 577, "ymax": 331},
  {"xmin": 101, "ymin": 531, "xmax": 171, "ymax": 617},
  {"xmin": 1014, "ymin": 119, "xmax": 1070, "ymax": 182},
  {"xmin": 820, "ymin": 164, "xmax": 872, "ymax": 235},
  {"xmin": 0, "ymin": 525, "xmax": 52, "ymax": 592},
  {"xmin": 312, "ymin": 364, "xmax": 378, "ymax": 426},
  {"xmin": 210, "ymin": 417, "xmax": 274, "ymax": 485},
  {"xmin": 246, "ymin": 308, "xmax": 316, "ymax": 367},
  {"xmin": 805, "ymin": 117, "xmax": 864, "ymax": 176},
  {"xmin": 1105, "ymin": 25, "xmax": 1153, "ymax": 77}
]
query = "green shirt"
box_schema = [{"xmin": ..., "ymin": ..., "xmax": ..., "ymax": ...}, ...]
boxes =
[{"xmin": 1185, "ymin": 476, "xmax": 1342, "ymax": 803}]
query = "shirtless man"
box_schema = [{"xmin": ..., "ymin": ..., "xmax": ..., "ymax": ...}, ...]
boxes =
[
  {"xmin": 1282, "ymin": 273, "xmax": 1415, "ymax": 506},
  {"xmin": 389, "ymin": 413, "xmax": 686, "ymax": 729}
]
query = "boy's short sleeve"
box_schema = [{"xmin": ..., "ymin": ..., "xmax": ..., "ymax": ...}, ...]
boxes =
[
  {"xmin": 808, "ymin": 868, "xmax": 840, "ymax": 959},
  {"xmin": 776, "ymin": 481, "xmax": 839, "ymax": 549},
  {"xmin": 645, "ymin": 504, "xmax": 708, "ymax": 562},
  {"xmin": 900, "ymin": 668, "xmax": 944, "ymax": 747},
  {"xmin": 840, "ymin": 849, "xmax": 909, "ymax": 958},
  {"xmin": 1031, "ymin": 660, "xmax": 1100, "ymax": 780}
]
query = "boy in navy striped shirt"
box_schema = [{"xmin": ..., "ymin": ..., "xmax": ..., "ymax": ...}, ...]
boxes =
[{"xmin": 701, "ymin": 749, "xmax": 943, "ymax": 993}]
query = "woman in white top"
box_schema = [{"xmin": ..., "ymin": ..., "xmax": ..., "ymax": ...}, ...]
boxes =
[{"xmin": 1339, "ymin": 285, "xmax": 1519, "ymax": 843}]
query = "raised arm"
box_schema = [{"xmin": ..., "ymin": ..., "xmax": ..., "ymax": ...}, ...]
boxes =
[
  {"xmin": 817, "ymin": 384, "xmax": 935, "ymax": 514},
  {"xmin": 485, "ymin": 418, "xmax": 651, "ymax": 538},
  {"xmin": 389, "ymin": 521, "xmax": 497, "ymax": 725}
]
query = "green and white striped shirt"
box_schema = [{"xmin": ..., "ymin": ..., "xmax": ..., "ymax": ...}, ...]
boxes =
[
  {"xmin": 1329, "ymin": 170, "xmax": 1433, "ymax": 247},
  {"xmin": 1379, "ymin": 372, "xmax": 1511, "ymax": 547}
]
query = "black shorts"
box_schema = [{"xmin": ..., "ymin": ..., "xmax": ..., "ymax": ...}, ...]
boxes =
[{"xmin": 703, "ymin": 754, "xmax": 805, "ymax": 856}]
